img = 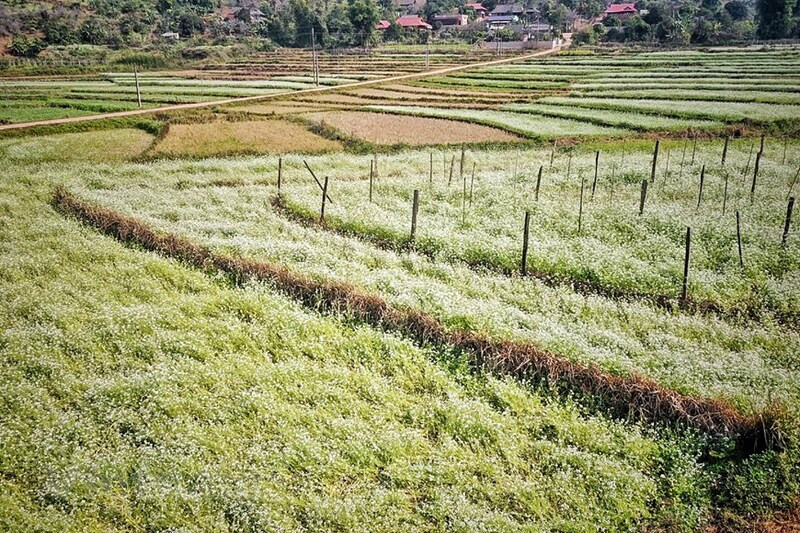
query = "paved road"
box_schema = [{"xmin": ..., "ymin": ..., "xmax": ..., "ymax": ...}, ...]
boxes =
[{"xmin": 0, "ymin": 42, "xmax": 569, "ymax": 132}]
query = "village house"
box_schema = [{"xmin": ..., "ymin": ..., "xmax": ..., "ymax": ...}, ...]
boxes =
[
  {"xmin": 433, "ymin": 12, "xmax": 469, "ymax": 27},
  {"xmin": 486, "ymin": 14, "xmax": 517, "ymax": 29},
  {"xmin": 465, "ymin": 2, "xmax": 488, "ymax": 17},
  {"xmin": 490, "ymin": 3, "xmax": 525, "ymax": 18},
  {"xmin": 396, "ymin": 15, "xmax": 433, "ymax": 30},
  {"xmin": 603, "ymin": 3, "xmax": 638, "ymax": 19}
]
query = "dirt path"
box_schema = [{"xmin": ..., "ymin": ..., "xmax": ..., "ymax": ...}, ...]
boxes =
[{"xmin": 0, "ymin": 41, "xmax": 569, "ymax": 132}]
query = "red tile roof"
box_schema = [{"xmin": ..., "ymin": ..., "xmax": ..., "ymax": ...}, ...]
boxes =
[
  {"xmin": 604, "ymin": 3, "xmax": 637, "ymax": 13},
  {"xmin": 376, "ymin": 19, "xmax": 391, "ymax": 29},
  {"xmin": 466, "ymin": 2, "xmax": 487, "ymax": 11},
  {"xmin": 396, "ymin": 15, "xmax": 433, "ymax": 28}
]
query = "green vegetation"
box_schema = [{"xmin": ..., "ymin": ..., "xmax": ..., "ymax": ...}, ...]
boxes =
[
  {"xmin": 0, "ymin": 128, "xmax": 748, "ymax": 531},
  {"xmin": 2, "ymin": 43, "xmax": 800, "ymax": 530}
]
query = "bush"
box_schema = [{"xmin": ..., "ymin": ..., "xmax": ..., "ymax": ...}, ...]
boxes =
[{"xmin": 9, "ymin": 36, "xmax": 45, "ymax": 58}]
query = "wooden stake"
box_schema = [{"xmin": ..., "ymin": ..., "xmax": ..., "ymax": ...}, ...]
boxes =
[
  {"xmin": 663, "ymin": 148, "xmax": 670, "ymax": 182},
  {"xmin": 679, "ymin": 137, "xmax": 688, "ymax": 179},
  {"xmin": 521, "ymin": 211, "xmax": 530, "ymax": 276},
  {"xmin": 134, "ymin": 64, "xmax": 142, "ymax": 108},
  {"xmin": 469, "ymin": 162, "xmax": 475, "ymax": 206},
  {"xmin": 566, "ymin": 152, "xmax": 572, "ymax": 181},
  {"xmin": 783, "ymin": 138, "xmax": 788, "ymax": 165},
  {"xmin": 736, "ymin": 210, "xmax": 744, "ymax": 267},
  {"xmin": 462, "ymin": 164, "xmax": 467, "ymax": 224},
  {"xmin": 550, "ymin": 139, "xmax": 556, "ymax": 168},
  {"xmin": 788, "ymin": 166, "xmax": 800, "ymax": 199},
  {"xmin": 760, "ymin": 133, "xmax": 766, "ymax": 154},
  {"xmin": 750, "ymin": 151, "xmax": 761, "ymax": 202},
  {"xmin": 304, "ymin": 160, "xmax": 333, "ymax": 203},
  {"xmin": 721, "ymin": 135, "xmax": 729, "ymax": 166},
  {"xmin": 691, "ymin": 135, "xmax": 697, "ymax": 165},
  {"xmin": 591, "ymin": 150, "xmax": 599, "ymax": 200},
  {"xmin": 410, "ymin": 189, "xmax": 420, "ymax": 243},
  {"xmin": 696, "ymin": 164, "xmax": 705, "ymax": 212},
  {"xmin": 369, "ymin": 160, "xmax": 374, "ymax": 203},
  {"xmin": 639, "ymin": 179, "xmax": 648, "ymax": 216},
  {"xmin": 578, "ymin": 173, "xmax": 586, "ymax": 233},
  {"xmin": 650, "ymin": 139, "xmax": 660, "ymax": 183},
  {"xmin": 320, "ymin": 176, "xmax": 329, "ymax": 222},
  {"xmin": 783, "ymin": 197, "xmax": 795, "ymax": 246},
  {"xmin": 681, "ymin": 226, "xmax": 691, "ymax": 301},
  {"xmin": 459, "ymin": 144, "xmax": 465, "ymax": 179},
  {"xmin": 535, "ymin": 165, "xmax": 543, "ymax": 202},
  {"xmin": 448, "ymin": 155, "xmax": 455, "ymax": 186},
  {"xmin": 722, "ymin": 169, "xmax": 729, "ymax": 216},
  {"xmin": 742, "ymin": 143, "xmax": 754, "ymax": 181}
]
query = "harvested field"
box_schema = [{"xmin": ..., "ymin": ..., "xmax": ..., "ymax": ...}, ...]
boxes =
[
  {"xmin": 302, "ymin": 110, "xmax": 521, "ymax": 145},
  {"xmin": 234, "ymin": 103, "xmax": 329, "ymax": 115},
  {"xmin": 152, "ymin": 119, "xmax": 342, "ymax": 157}
]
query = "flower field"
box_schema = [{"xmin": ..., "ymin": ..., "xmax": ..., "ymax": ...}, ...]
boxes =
[{"xmin": 2, "ymin": 44, "xmax": 800, "ymax": 530}]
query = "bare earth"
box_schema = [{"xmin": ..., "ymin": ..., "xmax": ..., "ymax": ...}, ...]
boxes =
[
  {"xmin": 303, "ymin": 110, "xmax": 521, "ymax": 145},
  {"xmin": 153, "ymin": 120, "xmax": 341, "ymax": 157}
]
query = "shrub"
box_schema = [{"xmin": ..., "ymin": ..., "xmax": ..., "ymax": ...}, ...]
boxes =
[{"xmin": 9, "ymin": 36, "xmax": 45, "ymax": 58}]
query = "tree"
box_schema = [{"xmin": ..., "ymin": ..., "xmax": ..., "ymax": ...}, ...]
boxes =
[
  {"xmin": 756, "ymin": 0, "xmax": 794, "ymax": 38},
  {"xmin": 623, "ymin": 15, "xmax": 651, "ymax": 40},
  {"xmin": 9, "ymin": 35, "xmax": 45, "ymax": 57},
  {"xmin": 79, "ymin": 19, "xmax": 109, "ymax": 44},
  {"xmin": 348, "ymin": 0, "xmax": 380, "ymax": 46},
  {"xmin": 725, "ymin": 0, "xmax": 749, "ymax": 20},
  {"xmin": 41, "ymin": 14, "xmax": 79, "ymax": 45}
]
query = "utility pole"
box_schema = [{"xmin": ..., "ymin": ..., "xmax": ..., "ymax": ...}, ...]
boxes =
[
  {"xmin": 311, "ymin": 27, "xmax": 319, "ymax": 86},
  {"xmin": 134, "ymin": 64, "xmax": 142, "ymax": 108},
  {"xmin": 426, "ymin": 40, "xmax": 430, "ymax": 69}
]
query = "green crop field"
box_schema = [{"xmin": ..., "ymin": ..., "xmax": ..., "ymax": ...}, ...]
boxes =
[{"xmin": 1, "ymin": 44, "xmax": 800, "ymax": 530}]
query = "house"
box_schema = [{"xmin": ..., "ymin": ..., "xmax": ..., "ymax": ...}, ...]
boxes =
[
  {"xmin": 433, "ymin": 12, "xmax": 468, "ymax": 27},
  {"xmin": 603, "ymin": 3, "xmax": 638, "ymax": 19},
  {"xmin": 491, "ymin": 3, "xmax": 524, "ymax": 17},
  {"xmin": 160, "ymin": 31, "xmax": 180, "ymax": 40},
  {"xmin": 376, "ymin": 19, "xmax": 391, "ymax": 30},
  {"xmin": 396, "ymin": 15, "xmax": 433, "ymax": 29},
  {"xmin": 465, "ymin": 2, "xmax": 488, "ymax": 16},
  {"xmin": 527, "ymin": 22, "xmax": 552, "ymax": 34},
  {"xmin": 486, "ymin": 14, "xmax": 517, "ymax": 29}
]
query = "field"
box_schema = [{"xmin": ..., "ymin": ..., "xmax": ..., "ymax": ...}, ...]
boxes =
[{"xmin": 1, "ymin": 44, "xmax": 800, "ymax": 530}]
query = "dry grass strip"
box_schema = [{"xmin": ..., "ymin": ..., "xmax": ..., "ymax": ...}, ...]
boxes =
[
  {"xmin": 53, "ymin": 186, "xmax": 783, "ymax": 455},
  {"xmin": 152, "ymin": 119, "xmax": 342, "ymax": 157}
]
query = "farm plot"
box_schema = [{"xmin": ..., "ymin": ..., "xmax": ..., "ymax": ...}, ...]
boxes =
[
  {"xmin": 0, "ymin": 129, "xmax": 753, "ymax": 532},
  {"xmin": 276, "ymin": 138, "xmax": 800, "ymax": 326},
  {"xmin": 60, "ymin": 142, "xmax": 800, "ymax": 415},
  {"xmin": 364, "ymin": 105, "xmax": 627, "ymax": 138},
  {"xmin": 308, "ymin": 46, "xmax": 800, "ymax": 137},
  {"xmin": 0, "ymin": 70, "xmax": 350, "ymax": 124},
  {"xmin": 503, "ymin": 103, "xmax": 723, "ymax": 131},
  {"xmin": 151, "ymin": 119, "xmax": 342, "ymax": 157},
  {"xmin": 300, "ymin": 110, "xmax": 522, "ymax": 146},
  {"xmin": 538, "ymin": 97, "xmax": 800, "ymax": 125}
]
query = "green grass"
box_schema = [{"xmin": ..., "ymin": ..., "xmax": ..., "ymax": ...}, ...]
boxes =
[
  {"xmin": 504, "ymin": 103, "xmax": 723, "ymax": 131},
  {"xmin": 364, "ymin": 106, "xmax": 628, "ymax": 138},
  {"xmin": 538, "ymin": 96, "xmax": 800, "ymax": 124}
]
